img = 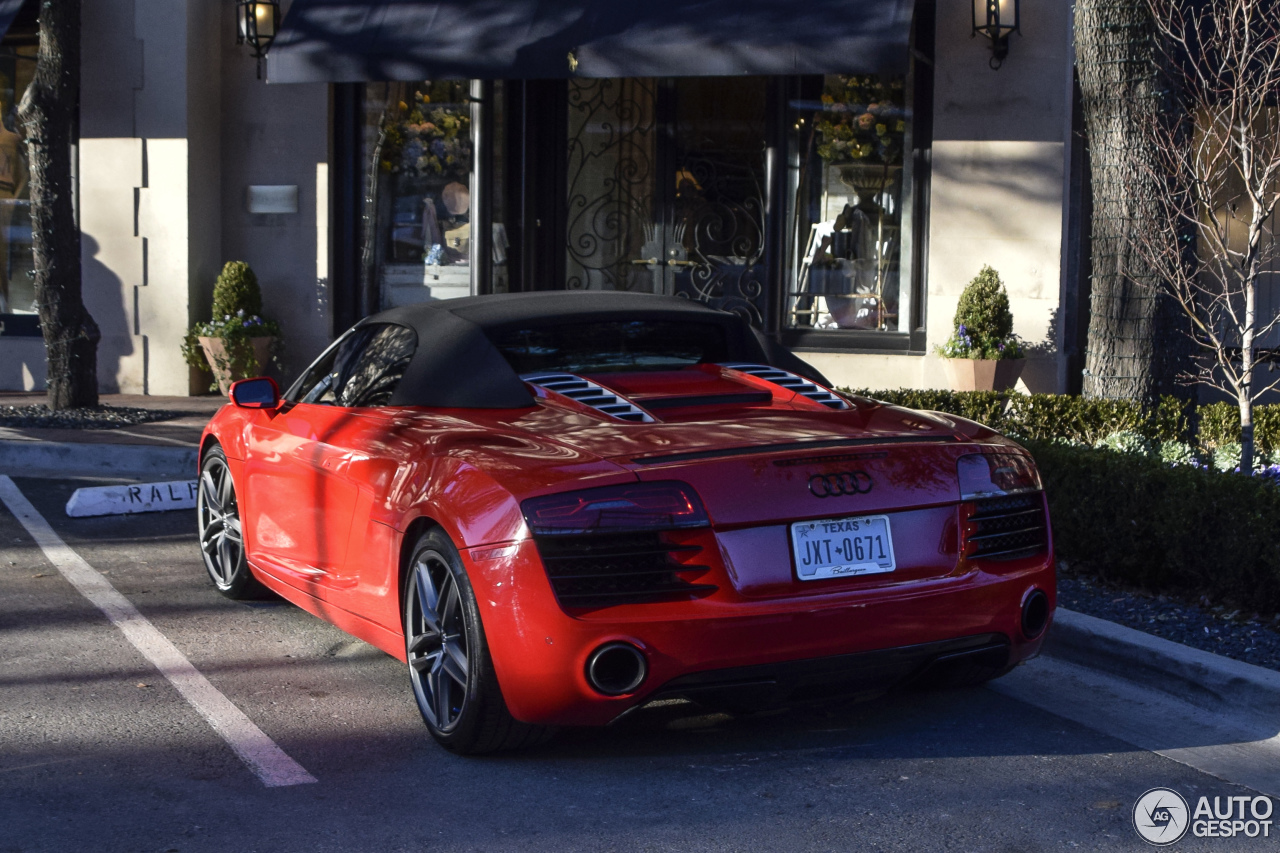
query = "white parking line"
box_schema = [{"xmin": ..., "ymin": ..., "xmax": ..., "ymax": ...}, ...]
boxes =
[{"xmin": 0, "ymin": 475, "xmax": 317, "ymax": 788}]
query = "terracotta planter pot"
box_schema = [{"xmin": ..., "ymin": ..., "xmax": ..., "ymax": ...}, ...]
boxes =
[
  {"xmin": 941, "ymin": 357, "xmax": 1025, "ymax": 392},
  {"xmin": 198, "ymin": 336, "xmax": 275, "ymax": 395}
]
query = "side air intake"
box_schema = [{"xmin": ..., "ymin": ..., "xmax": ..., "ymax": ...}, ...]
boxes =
[
  {"xmin": 719, "ymin": 363, "xmax": 851, "ymax": 410},
  {"xmin": 522, "ymin": 373, "xmax": 655, "ymax": 423}
]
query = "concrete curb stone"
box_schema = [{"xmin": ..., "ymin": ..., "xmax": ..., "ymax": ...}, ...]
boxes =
[
  {"xmin": 1043, "ymin": 607, "xmax": 1280, "ymax": 722},
  {"xmin": 0, "ymin": 439, "xmax": 197, "ymax": 480}
]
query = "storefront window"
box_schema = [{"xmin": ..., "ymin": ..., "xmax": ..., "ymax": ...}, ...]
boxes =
[
  {"xmin": 0, "ymin": 46, "xmax": 34, "ymax": 317},
  {"xmin": 786, "ymin": 75, "xmax": 910, "ymax": 334},
  {"xmin": 361, "ymin": 81, "xmax": 475, "ymax": 309}
]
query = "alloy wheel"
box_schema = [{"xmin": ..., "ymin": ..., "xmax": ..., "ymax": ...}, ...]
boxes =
[
  {"xmin": 406, "ymin": 550, "xmax": 471, "ymax": 732},
  {"xmin": 198, "ymin": 456, "xmax": 244, "ymax": 589}
]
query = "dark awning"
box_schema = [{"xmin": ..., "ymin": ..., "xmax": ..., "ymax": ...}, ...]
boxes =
[{"xmin": 267, "ymin": 0, "xmax": 915, "ymax": 84}]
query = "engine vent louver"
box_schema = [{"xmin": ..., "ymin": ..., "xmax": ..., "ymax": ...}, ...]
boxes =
[
  {"xmin": 533, "ymin": 531, "xmax": 716, "ymax": 608},
  {"xmin": 521, "ymin": 373, "xmax": 655, "ymax": 423},
  {"xmin": 966, "ymin": 494, "xmax": 1049, "ymax": 561},
  {"xmin": 719, "ymin": 363, "xmax": 851, "ymax": 410}
]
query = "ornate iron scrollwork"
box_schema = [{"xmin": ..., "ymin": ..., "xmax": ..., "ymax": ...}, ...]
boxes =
[
  {"xmin": 670, "ymin": 154, "xmax": 767, "ymax": 327},
  {"xmin": 564, "ymin": 78, "xmax": 768, "ymax": 328},
  {"xmin": 565, "ymin": 79, "xmax": 657, "ymax": 292}
]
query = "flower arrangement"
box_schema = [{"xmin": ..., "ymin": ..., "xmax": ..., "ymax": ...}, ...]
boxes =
[
  {"xmin": 379, "ymin": 84, "xmax": 472, "ymax": 182},
  {"xmin": 815, "ymin": 75, "xmax": 906, "ymax": 165},
  {"xmin": 937, "ymin": 266, "xmax": 1023, "ymax": 360},
  {"xmin": 182, "ymin": 261, "xmax": 280, "ymax": 392}
]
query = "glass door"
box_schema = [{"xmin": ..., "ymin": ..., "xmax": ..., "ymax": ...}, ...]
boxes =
[{"xmin": 564, "ymin": 77, "xmax": 769, "ymax": 326}]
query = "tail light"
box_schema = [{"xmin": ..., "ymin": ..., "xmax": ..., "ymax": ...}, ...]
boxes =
[
  {"xmin": 957, "ymin": 450, "xmax": 1041, "ymax": 500},
  {"xmin": 522, "ymin": 483, "xmax": 716, "ymax": 607},
  {"xmin": 957, "ymin": 451, "xmax": 1049, "ymax": 561},
  {"xmin": 521, "ymin": 481, "xmax": 709, "ymax": 536}
]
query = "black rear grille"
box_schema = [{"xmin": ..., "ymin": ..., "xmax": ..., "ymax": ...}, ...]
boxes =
[
  {"xmin": 967, "ymin": 493, "xmax": 1048, "ymax": 561},
  {"xmin": 533, "ymin": 531, "xmax": 716, "ymax": 607}
]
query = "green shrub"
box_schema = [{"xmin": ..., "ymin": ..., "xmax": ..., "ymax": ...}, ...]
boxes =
[
  {"xmin": 852, "ymin": 388, "xmax": 1010, "ymax": 430},
  {"xmin": 1159, "ymin": 441, "xmax": 1199, "ymax": 467},
  {"xmin": 211, "ymin": 261, "xmax": 263, "ymax": 319},
  {"xmin": 1197, "ymin": 401, "xmax": 1280, "ymax": 458},
  {"xmin": 183, "ymin": 260, "xmax": 279, "ymax": 387},
  {"xmin": 936, "ymin": 266, "xmax": 1021, "ymax": 360},
  {"xmin": 1095, "ymin": 430, "xmax": 1152, "ymax": 457},
  {"xmin": 1213, "ymin": 442, "xmax": 1243, "ymax": 473},
  {"xmin": 845, "ymin": 389, "xmax": 1189, "ymax": 446},
  {"xmin": 954, "ymin": 265, "xmax": 1013, "ymax": 345},
  {"xmin": 1025, "ymin": 439, "xmax": 1280, "ymax": 613}
]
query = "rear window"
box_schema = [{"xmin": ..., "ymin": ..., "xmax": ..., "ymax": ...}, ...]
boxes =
[{"xmin": 489, "ymin": 320, "xmax": 729, "ymax": 375}]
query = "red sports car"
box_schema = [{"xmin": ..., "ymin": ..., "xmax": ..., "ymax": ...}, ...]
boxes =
[{"xmin": 198, "ymin": 292, "xmax": 1054, "ymax": 754}]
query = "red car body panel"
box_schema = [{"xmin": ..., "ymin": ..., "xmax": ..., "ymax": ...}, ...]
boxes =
[{"xmin": 202, "ymin": 356, "xmax": 1055, "ymax": 726}]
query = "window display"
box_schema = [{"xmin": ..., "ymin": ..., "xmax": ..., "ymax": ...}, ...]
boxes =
[
  {"xmin": 0, "ymin": 46, "xmax": 33, "ymax": 317},
  {"xmin": 361, "ymin": 81, "xmax": 475, "ymax": 310},
  {"xmin": 786, "ymin": 75, "xmax": 911, "ymax": 334}
]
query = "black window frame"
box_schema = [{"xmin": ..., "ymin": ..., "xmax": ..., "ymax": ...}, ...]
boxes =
[{"xmin": 779, "ymin": 0, "xmax": 934, "ymax": 356}]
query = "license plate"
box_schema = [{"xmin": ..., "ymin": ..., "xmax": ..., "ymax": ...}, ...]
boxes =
[{"xmin": 791, "ymin": 515, "xmax": 895, "ymax": 581}]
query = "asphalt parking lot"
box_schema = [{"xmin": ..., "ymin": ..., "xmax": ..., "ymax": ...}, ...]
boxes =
[{"xmin": 0, "ymin": 475, "xmax": 1272, "ymax": 852}]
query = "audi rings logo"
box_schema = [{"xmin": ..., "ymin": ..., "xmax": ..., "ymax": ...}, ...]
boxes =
[{"xmin": 808, "ymin": 471, "xmax": 874, "ymax": 498}]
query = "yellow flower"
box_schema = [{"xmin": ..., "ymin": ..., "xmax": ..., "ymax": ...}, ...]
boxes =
[
  {"xmin": 821, "ymin": 94, "xmax": 834, "ymax": 105},
  {"xmin": 398, "ymin": 100, "xmax": 408, "ymax": 112}
]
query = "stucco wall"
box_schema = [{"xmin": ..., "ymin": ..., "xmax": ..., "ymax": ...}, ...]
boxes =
[
  {"xmin": 802, "ymin": 2, "xmax": 1073, "ymax": 395},
  {"xmin": 76, "ymin": 0, "xmax": 221, "ymax": 395},
  {"xmin": 220, "ymin": 0, "xmax": 332, "ymax": 382}
]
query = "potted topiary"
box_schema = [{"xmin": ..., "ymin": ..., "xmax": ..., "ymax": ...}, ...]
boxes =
[
  {"xmin": 182, "ymin": 261, "xmax": 281, "ymax": 395},
  {"xmin": 936, "ymin": 265, "xmax": 1024, "ymax": 392}
]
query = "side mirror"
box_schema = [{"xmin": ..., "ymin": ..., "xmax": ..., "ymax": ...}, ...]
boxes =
[{"xmin": 230, "ymin": 376, "xmax": 280, "ymax": 409}]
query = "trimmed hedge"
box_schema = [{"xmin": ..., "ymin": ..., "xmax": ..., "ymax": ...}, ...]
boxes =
[
  {"xmin": 1198, "ymin": 401, "xmax": 1280, "ymax": 457},
  {"xmin": 1025, "ymin": 439, "xmax": 1280, "ymax": 614},
  {"xmin": 845, "ymin": 388, "xmax": 1280, "ymax": 453}
]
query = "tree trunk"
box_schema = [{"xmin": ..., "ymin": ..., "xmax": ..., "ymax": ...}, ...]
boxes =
[
  {"xmin": 17, "ymin": 0, "xmax": 97, "ymax": 410},
  {"xmin": 1075, "ymin": 0, "xmax": 1190, "ymax": 404}
]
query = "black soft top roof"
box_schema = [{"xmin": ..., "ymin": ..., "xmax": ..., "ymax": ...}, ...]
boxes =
[{"xmin": 358, "ymin": 291, "xmax": 829, "ymax": 408}]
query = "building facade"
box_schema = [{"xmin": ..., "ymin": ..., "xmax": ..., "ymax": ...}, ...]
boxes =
[{"xmin": 0, "ymin": 0, "xmax": 1081, "ymax": 397}]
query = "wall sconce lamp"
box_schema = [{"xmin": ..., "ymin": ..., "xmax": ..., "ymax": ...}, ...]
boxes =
[
  {"xmin": 972, "ymin": 0, "xmax": 1020, "ymax": 70},
  {"xmin": 236, "ymin": 0, "xmax": 281, "ymax": 78}
]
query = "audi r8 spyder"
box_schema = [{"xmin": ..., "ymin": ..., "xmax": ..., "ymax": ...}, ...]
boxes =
[{"xmin": 197, "ymin": 291, "xmax": 1055, "ymax": 754}]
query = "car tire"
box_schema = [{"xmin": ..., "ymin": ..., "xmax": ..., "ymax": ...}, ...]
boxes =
[
  {"xmin": 197, "ymin": 445, "xmax": 267, "ymax": 600},
  {"xmin": 403, "ymin": 528, "xmax": 551, "ymax": 754}
]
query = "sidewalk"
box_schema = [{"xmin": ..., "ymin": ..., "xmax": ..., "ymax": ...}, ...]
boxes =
[{"xmin": 0, "ymin": 392, "xmax": 224, "ymax": 479}]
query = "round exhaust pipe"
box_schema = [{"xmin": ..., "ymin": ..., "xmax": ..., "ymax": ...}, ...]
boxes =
[
  {"xmin": 586, "ymin": 642, "xmax": 647, "ymax": 696},
  {"xmin": 1021, "ymin": 589, "xmax": 1050, "ymax": 639}
]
